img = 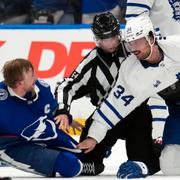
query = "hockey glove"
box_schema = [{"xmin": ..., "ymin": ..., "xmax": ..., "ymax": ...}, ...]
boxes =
[{"xmin": 117, "ymin": 160, "xmax": 149, "ymax": 179}]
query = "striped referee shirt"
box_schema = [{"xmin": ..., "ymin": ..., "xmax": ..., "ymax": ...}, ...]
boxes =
[{"xmin": 55, "ymin": 42, "xmax": 128, "ymax": 114}]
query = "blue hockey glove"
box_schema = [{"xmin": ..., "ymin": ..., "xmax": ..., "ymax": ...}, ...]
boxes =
[{"xmin": 117, "ymin": 161, "xmax": 149, "ymax": 178}]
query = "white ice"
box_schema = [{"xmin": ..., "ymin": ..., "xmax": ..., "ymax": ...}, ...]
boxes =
[{"xmin": 0, "ymin": 140, "xmax": 179, "ymax": 180}]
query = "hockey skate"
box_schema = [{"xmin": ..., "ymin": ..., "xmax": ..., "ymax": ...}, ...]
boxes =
[{"xmin": 81, "ymin": 162, "xmax": 104, "ymax": 176}]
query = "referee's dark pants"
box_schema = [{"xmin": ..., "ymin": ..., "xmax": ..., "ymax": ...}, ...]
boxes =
[{"xmin": 80, "ymin": 102, "xmax": 160, "ymax": 175}]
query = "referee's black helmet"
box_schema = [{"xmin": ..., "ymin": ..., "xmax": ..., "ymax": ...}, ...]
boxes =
[{"xmin": 91, "ymin": 12, "xmax": 120, "ymax": 39}]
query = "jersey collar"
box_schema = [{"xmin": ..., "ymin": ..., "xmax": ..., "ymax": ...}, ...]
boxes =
[{"xmin": 8, "ymin": 85, "xmax": 40, "ymax": 101}]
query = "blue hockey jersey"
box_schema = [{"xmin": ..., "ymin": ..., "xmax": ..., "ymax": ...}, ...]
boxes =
[{"xmin": 0, "ymin": 79, "xmax": 79, "ymax": 152}]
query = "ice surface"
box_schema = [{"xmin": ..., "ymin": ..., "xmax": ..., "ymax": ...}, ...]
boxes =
[{"xmin": 0, "ymin": 140, "xmax": 179, "ymax": 179}]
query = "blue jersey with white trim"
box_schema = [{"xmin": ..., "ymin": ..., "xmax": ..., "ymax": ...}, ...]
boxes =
[
  {"xmin": 126, "ymin": 0, "xmax": 180, "ymax": 36},
  {"xmin": 88, "ymin": 35, "xmax": 180, "ymax": 143},
  {"xmin": 0, "ymin": 79, "xmax": 79, "ymax": 152}
]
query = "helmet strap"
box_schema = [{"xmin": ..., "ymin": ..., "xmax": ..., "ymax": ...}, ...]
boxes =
[{"xmin": 144, "ymin": 36, "xmax": 155, "ymax": 60}]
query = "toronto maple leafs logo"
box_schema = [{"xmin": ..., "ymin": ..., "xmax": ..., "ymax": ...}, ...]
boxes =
[
  {"xmin": 168, "ymin": 0, "xmax": 180, "ymax": 21},
  {"xmin": 153, "ymin": 80, "xmax": 161, "ymax": 88}
]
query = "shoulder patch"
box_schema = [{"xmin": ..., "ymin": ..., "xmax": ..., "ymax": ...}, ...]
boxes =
[
  {"xmin": 0, "ymin": 89, "xmax": 8, "ymax": 100},
  {"xmin": 168, "ymin": 0, "xmax": 180, "ymax": 22},
  {"xmin": 37, "ymin": 79, "xmax": 49, "ymax": 88}
]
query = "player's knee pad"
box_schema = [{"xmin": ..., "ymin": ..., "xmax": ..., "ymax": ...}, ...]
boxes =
[
  {"xmin": 54, "ymin": 151, "xmax": 83, "ymax": 177},
  {"xmin": 160, "ymin": 145, "xmax": 180, "ymax": 175}
]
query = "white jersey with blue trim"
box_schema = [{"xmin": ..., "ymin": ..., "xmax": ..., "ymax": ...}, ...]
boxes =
[
  {"xmin": 126, "ymin": 0, "xmax": 180, "ymax": 36},
  {"xmin": 147, "ymin": 94, "xmax": 168, "ymax": 138},
  {"xmin": 126, "ymin": 0, "xmax": 180, "ymax": 137},
  {"xmin": 88, "ymin": 35, "xmax": 180, "ymax": 143}
]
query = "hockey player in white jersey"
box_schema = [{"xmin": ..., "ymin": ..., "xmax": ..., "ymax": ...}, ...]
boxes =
[
  {"xmin": 77, "ymin": 15, "xmax": 180, "ymax": 178},
  {"xmin": 125, "ymin": 0, "xmax": 180, "ymax": 144},
  {"xmin": 125, "ymin": 0, "xmax": 180, "ymax": 36},
  {"xmin": 125, "ymin": 0, "xmax": 180, "ymax": 161}
]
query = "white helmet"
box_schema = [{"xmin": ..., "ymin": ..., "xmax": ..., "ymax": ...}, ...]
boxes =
[{"xmin": 124, "ymin": 15, "xmax": 154, "ymax": 42}]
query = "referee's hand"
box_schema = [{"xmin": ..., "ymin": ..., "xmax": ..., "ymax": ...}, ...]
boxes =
[{"xmin": 77, "ymin": 137, "xmax": 97, "ymax": 154}]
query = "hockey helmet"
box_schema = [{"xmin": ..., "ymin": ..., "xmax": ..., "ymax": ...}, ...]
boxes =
[
  {"xmin": 124, "ymin": 15, "xmax": 154, "ymax": 42},
  {"xmin": 91, "ymin": 12, "xmax": 120, "ymax": 39}
]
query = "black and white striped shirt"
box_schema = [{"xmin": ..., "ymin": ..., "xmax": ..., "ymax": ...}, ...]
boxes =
[{"xmin": 55, "ymin": 42, "xmax": 128, "ymax": 114}]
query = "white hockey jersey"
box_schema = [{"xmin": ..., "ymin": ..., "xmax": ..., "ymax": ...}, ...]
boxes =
[
  {"xmin": 88, "ymin": 35, "xmax": 180, "ymax": 143},
  {"xmin": 126, "ymin": 0, "xmax": 180, "ymax": 36}
]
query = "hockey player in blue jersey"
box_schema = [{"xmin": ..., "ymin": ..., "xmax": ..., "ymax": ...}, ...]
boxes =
[
  {"xmin": 0, "ymin": 58, "xmax": 103, "ymax": 177},
  {"xmin": 78, "ymin": 15, "xmax": 180, "ymax": 178}
]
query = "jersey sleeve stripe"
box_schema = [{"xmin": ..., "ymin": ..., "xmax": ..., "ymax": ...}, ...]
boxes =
[
  {"xmin": 104, "ymin": 99, "xmax": 123, "ymax": 120},
  {"xmin": 126, "ymin": 3, "xmax": 151, "ymax": 10},
  {"xmin": 149, "ymin": 105, "xmax": 168, "ymax": 110},
  {"xmin": 152, "ymin": 118, "xmax": 167, "ymax": 122},
  {"xmin": 125, "ymin": 14, "xmax": 140, "ymax": 18},
  {"xmin": 97, "ymin": 109, "xmax": 114, "ymax": 128}
]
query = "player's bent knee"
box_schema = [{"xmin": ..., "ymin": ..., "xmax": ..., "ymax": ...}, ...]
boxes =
[
  {"xmin": 160, "ymin": 145, "xmax": 180, "ymax": 175},
  {"xmin": 53, "ymin": 152, "xmax": 82, "ymax": 177}
]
